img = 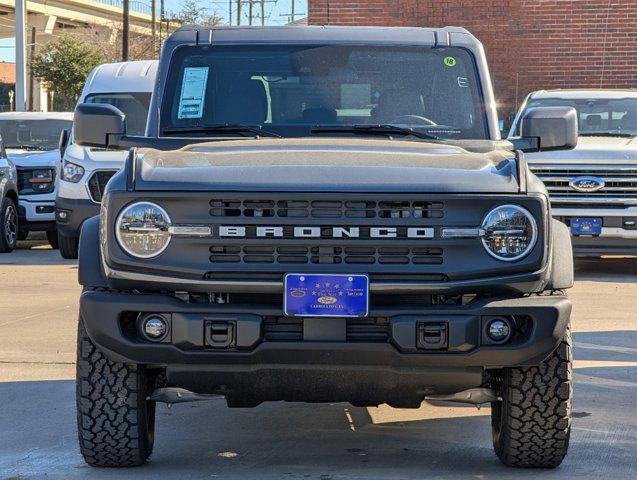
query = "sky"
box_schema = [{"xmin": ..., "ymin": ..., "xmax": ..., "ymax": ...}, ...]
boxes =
[{"xmin": 0, "ymin": 0, "xmax": 307, "ymax": 62}]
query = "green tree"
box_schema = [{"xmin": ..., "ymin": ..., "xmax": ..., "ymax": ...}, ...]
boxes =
[
  {"xmin": 171, "ymin": 0, "xmax": 222, "ymax": 26},
  {"xmin": 31, "ymin": 34, "xmax": 104, "ymax": 110}
]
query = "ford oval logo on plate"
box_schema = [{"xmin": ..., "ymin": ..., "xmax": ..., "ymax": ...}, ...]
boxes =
[{"xmin": 569, "ymin": 176, "xmax": 605, "ymax": 193}]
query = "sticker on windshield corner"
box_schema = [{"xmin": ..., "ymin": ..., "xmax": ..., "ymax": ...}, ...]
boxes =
[
  {"xmin": 177, "ymin": 67, "xmax": 209, "ymax": 119},
  {"xmin": 443, "ymin": 56, "xmax": 457, "ymax": 67}
]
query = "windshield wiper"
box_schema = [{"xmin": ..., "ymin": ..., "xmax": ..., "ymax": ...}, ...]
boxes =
[
  {"xmin": 162, "ymin": 124, "xmax": 281, "ymax": 138},
  {"xmin": 311, "ymin": 124, "xmax": 440, "ymax": 141},
  {"xmin": 7, "ymin": 145, "xmax": 49, "ymax": 151},
  {"xmin": 580, "ymin": 132, "xmax": 634, "ymax": 138}
]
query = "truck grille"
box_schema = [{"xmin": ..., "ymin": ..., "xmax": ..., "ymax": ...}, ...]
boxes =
[
  {"xmin": 531, "ymin": 166, "xmax": 637, "ymax": 202},
  {"xmin": 87, "ymin": 170, "xmax": 117, "ymax": 203},
  {"xmin": 210, "ymin": 245, "xmax": 443, "ymax": 265},
  {"xmin": 210, "ymin": 199, "xmax": 444, "ymax": 219}
]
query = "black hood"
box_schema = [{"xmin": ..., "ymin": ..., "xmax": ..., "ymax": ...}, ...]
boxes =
[{"xmin": 134, "ymin": 138, "xmax": 519, "ymax": 193}]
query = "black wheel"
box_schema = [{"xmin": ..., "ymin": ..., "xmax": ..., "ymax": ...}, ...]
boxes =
[
  {"xmin": 0, "ymin": 197, "xmax": 18, "ymax": 253},
  {"xmin": 58, "ymin": 231, "xmax": 79, "ymax": 259},
  {"xmin": 76, "ymin": 316, "xmax": 156, "ymax": 467},
  {"xmin": 491, "ymin": 327, "xmax": 572, "ymax": 468},
  {"xmin": 46, "ymin": 229, "xmax": 59, "ymax": 249}
]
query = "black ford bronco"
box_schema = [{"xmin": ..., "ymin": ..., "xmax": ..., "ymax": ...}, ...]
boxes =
[{"xmin": 73, "ymin": 26, "xmax": 577, "ymax": 468}]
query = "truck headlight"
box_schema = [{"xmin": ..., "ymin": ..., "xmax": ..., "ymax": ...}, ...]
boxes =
[
  {"xmin": 62, "ymin": 160, "xmax": 85, "ymax": 183},
  {"xmin": 481, "ymin": 205, "xmax": 537, "ymax": 261},
  {"xmin": 115, "ymin": 202, "xmax": 171, "ymax": 258}
]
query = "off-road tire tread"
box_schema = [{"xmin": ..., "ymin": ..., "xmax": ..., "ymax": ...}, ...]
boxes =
[
  {"xmin": 76, "ymin": 318, "xmax": 153, "ymax": 467},
  {"xmin": 493, "ymin": 328, "xmax": 572, "ymax": 468},
  {"xmin": 58, "ymin": 232, "xmax": 79, "ymax": 259}
]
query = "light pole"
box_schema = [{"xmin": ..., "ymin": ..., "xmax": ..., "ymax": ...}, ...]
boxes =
[
  {"xmin": 122, "ymin": 0, "xmax": 130, "ymax": 61},
  {"xmin": 15, "ymin": 0, "xmax": 28, "ymax": 112}
]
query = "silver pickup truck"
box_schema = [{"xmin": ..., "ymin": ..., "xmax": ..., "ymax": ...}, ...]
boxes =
[{"xmin": 510, "ymin": 89, "xmax": 637, "ymax": 256}]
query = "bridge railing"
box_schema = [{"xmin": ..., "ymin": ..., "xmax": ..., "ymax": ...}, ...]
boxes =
[{"xmin": 93, "ymin": 0, "xmax": 153, "ymax": 16}]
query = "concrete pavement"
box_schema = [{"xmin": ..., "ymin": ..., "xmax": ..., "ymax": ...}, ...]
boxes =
[{"xmin": 1, "ymin": 243, "xmax": 636, "ymax": 479}]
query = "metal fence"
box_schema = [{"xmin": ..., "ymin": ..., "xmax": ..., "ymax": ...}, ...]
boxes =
[{"xmin": 93, "ymin": 0, "xmax": 152, "ymax": 16}]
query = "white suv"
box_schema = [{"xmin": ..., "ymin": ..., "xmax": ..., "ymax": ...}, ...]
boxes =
[{"xmin": 56, "ymin": 60, "xmax": 157, "ymax": 258}]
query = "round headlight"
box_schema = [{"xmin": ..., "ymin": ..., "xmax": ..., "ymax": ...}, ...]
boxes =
[
  {"xmin": 115, "ymin": 202, "xmax": 171, "ymax": 258},
  {"xmin": 481, "ymin": 205, "xmax": 537, "ymax": 261}
]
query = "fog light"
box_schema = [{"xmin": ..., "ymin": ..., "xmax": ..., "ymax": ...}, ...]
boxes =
[
  {"xmin": 487, "ymin": 318, "xmax": 511, "ymax": 343},
  {"xmin": 142, "ymin": 315, "xmax": 168, "ymax": 341}
]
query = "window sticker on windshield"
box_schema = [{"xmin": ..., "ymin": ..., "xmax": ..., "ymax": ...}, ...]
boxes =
[{"xmin": 177, "ymin": 67, "xmax": 209, "ymax": 119}]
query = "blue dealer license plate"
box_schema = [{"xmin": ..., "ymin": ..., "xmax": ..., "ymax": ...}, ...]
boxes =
[
  {"xmin": 571, "ymin": 217, "xmax": 602, "ymax": 236},
  {"xmin": 284, "ymin": 274, "xmax": 369, "ymax": 317}
]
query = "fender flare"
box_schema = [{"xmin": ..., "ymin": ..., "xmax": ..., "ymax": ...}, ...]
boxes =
[
  {"xmin": 546, "ymin": 219, "xmax": 574, "ymax": 290},
  {"xmin": 78, "ymin": 215, "xmax": 108, "ymax": 288}
]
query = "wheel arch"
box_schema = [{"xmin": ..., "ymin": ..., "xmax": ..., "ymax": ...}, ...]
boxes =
[
  {"xmin": 78, "ymin": 215, "xmax": 108, "ymax": 288},
  {"xmin": 545, "ymin": 218, "xmax": 574, "ymax": 290}
]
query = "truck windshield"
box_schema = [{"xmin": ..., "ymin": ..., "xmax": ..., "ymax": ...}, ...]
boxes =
[
  {"xmin": 85, "ymin": 92, "xmax": 151, "ymax": 136},
  {"xmin": 0, "ymin": 119, "xmax": 72, "ymax": 150},
  {"xmin": 160, "ymin": 44, "xmax": 488, "ymax": 140},
  {"xmin": 520, "ymin": 97, "xmax": 637, "ymax": 137}
]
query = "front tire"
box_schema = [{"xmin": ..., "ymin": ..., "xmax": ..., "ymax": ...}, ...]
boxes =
[
  {"xmin": 46, "ymin": 229, "xmax": 59, "ymax": 249},
  {"xmin": 491, "ymin": 328, "xmax": 572, "ymax": 468},
  {"xmin": 0, "ymin": 197, "xmax": 18, "ymax": 253},
  {"xmin": 58, "ymin": 231, "xmax": 79, "ymax": 259},
  {"xmin": 76, "ymin": 316, "xmax": 156, "ymax": 467}
]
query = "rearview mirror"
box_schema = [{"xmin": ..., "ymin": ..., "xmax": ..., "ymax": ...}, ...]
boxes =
[
  {"xmin": 59, "ymin": 129, "xmax": 69, "ymax": 159},
  {"xmin": 510, "ymin": 106, "xmax": 578, "ymax": 152},
  {"xmin": 73, "ymin": 103, "xmax": 126, "ymax": 149}
]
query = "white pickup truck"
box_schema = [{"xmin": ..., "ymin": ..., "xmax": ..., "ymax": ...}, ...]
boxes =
[
  {"xmin": 510, "ymin": 89, "xmax": 637, "ymax": 257},
  {"xmin": 0, "ymin": 111, "xmax": 73, "ymax": 248}
]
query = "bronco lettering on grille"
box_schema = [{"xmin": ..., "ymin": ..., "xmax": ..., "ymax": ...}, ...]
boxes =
[{"xmin": 216, "ymin": 226, "xmax": 435, "ymax": 239}]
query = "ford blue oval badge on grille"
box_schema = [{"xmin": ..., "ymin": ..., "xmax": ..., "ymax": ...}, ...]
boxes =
[{"xmin": 569, "ymin": 176, "xmax": 605, "ymax": 193}]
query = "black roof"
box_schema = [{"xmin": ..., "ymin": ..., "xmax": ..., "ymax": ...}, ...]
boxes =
[{"xmin": 167, "ymin": 25, "xmax": 476, "ymax": 47}]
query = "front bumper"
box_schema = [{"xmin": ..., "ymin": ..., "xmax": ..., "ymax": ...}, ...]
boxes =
[
  {"xmin": 55, "ymin": 196, "xmax": 100, "ymax": 238},
  {"xmin": 18, "ymin": 198, "xmax": 56, "ymax": 230},
  {"xmin": 553, "ymin": 206, "xmax": 637, "ymax": 256},
  {"xmin": 80, "ymin": 290, "xmax": 571, "ymax": 407}
]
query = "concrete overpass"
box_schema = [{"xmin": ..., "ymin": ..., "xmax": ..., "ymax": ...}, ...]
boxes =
[
  {"xmin": 0, "ymin": 0, "xmax": 158, "ymax": 40},
  {"xmin": 1, "ymin": 0, "xmax": 160, "ymax": 111}
]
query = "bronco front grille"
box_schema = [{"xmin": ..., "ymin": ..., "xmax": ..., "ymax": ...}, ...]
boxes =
[
  {"xmin": 210, "ymin": 245, "xmax": 443, "ymax": 266},
  {"xmin": 531, "ymin": 166, "xmax": 637, "ymax": 202},
  {"xmin": 87, "ymin": 170, "xmax": 117, "ymax": 203},
  {"xmin": 210, "ymin": 199, "xmax": 444, "ymax": 219}
]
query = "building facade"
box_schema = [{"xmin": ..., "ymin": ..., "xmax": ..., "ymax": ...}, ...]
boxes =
[{"xmin": 308, "ymin": 0, "xmax": 637, "ymax": 122}]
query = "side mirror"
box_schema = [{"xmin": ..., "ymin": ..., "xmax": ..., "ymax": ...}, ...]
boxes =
[
  {"xmin": 510, "ymin": 106, "xmax": 578, "ymax": 152},
  {"xmin": 73, "ymin": 103, "xmax": 126, "ymax": 149},
  {"xmin": 59, "ymin": 129, "xmax": 69, "ymax": 158}
]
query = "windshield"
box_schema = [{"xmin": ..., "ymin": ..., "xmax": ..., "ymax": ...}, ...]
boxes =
[
  {"xmin": 85, "ymin": 92, "xmax": 151, "ymax": 136},
  {"xmin": 160, "ymin": 44, "xmax": 488, "ymax": 140},
  {"xmin": 519, "ymin": 97, "xmax": 637, "ymax": 136},
  {"xmin": 0, "ymin": 119, "xmax": 72, "ymax": 150}
]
